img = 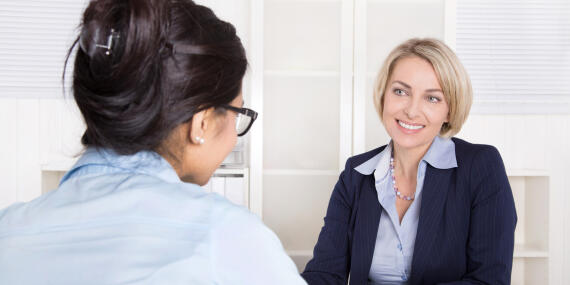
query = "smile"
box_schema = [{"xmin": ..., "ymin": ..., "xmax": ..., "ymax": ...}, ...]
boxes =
[{"xmin": 397, "ymin": 120, "xmax": 425, "ymax": 130}]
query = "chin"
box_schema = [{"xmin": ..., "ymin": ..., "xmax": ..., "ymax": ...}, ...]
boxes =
[
  {"xmin": 179, "ymin": 174, "xmax": 208, "ymax": 186},
  {"xmin": 390, "ymin": 131, "xmax": 437, "ymax": 150},
  {"xmin": 393, "ymin": 138, "xmax": 425, "ymax": 150}
]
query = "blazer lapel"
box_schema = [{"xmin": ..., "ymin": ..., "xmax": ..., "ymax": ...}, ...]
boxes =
[
  {"xmin": 410, "ymin": 166, "xmax": 453, "ymax": 284},
  {"xmin": 350, "ymin": 174, "xmax": 382, "ymax": 285}
]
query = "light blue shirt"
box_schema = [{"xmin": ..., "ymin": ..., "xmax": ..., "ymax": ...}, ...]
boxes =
[
  {"xmin": 0, "ymin": 148, "xmax": 306, "ymax": 285},
  {"xmin": 355, "ymin": 136, "xmax": 457, "ymax": 285}
]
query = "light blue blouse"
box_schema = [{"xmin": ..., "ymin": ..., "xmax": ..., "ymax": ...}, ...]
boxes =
[
  {"xmin": 0, "ymin": 148, "xmax": 306, "ymax": 285},
  {"xmin": 354, "ymin": 136, "xmax": 457, "ymax": 284}
]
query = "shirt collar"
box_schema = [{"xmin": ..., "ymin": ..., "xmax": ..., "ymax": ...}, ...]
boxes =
[
  {"xmin": 422, "ymin": 136, "xmax": 458, "ymax": 169},
  {"xmin": 354, "ymin": 136, "xmax": 458, "ymax": 176},
  {"xmin": 60, "ymin": 147, "xmax": 181, "ymax": 184}
]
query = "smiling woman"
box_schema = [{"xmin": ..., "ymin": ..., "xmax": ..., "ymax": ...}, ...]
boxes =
[{"xmin": 302, "ymin": 38, "xmax": 517, "ymax": 285}]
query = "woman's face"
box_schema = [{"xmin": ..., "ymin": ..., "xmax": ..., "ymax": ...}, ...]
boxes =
[{"xmin": 382, "ymin": 56, "xmax": 449, "ymax": 152}]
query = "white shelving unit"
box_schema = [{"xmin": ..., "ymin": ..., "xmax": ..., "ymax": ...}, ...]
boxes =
[
  {"xmin": 256, "ymin": 0, "xmax": 352, "ymax": 272},
  {"xmin": 508, "ymin": 172, "xmax": 551, "ymax": 285}
]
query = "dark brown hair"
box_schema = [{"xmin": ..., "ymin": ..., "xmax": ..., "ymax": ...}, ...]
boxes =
[{"xmin": 64, "ymin": 0, "xmax": 247, "ymax": 155}]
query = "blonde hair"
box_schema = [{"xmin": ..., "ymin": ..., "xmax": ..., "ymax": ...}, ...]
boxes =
[{"xmin": 373, "ymin": 38, "xmax": 472, "ymax": 137}]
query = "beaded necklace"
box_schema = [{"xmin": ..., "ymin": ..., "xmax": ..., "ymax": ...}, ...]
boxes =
[{"xmin": 389, "ymin": 154, "xmax": 415, "ymax": 201}]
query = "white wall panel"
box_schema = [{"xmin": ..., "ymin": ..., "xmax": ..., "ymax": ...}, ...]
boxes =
[
  {"xmin": 263, "ymin": 174, "xmax": 337, "ymax": 251},
  {"xmin": 16, "ymin": 99, "xmax": 41, "ymax": 202},
  {"xmin": 39, "ymin": 99, "xmax": 62, "ymax": 166},
  {"xmin": 504, "ymin": 116, "xmax": 527, "ymax": 170},
  {"xmin": 0, "ymin": 99, "xmax": 19, "ymax": 209},
  {"xmin": 522, "ymin": 116, "xmax": 548, "ymax": 170},
  {"xmin": 60, "ymin": 99, "xmax": 84, "ymax": 159},
  {"xmin": 264, "ymin": 0, "xmax": 341, "ymax": 71},
  {"xmin": 547, "ymin": 115, "xmax": 569, "ymax": 285}
]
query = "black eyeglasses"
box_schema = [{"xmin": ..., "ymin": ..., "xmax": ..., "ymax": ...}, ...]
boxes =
[{"xmin": 222, "ymin": 105, "xmax": 258, "ymax": 136}]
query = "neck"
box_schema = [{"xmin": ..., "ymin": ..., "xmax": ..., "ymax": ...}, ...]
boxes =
[{"xmin": 392, "ymin": 140, "xmax": 432, "ymax": 180}]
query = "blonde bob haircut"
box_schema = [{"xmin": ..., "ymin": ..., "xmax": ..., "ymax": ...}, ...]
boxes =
[{"xmin": 373, "ymin": 38, "xmax": 472, "ymax": 138}]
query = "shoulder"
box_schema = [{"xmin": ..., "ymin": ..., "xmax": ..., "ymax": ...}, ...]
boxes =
[
  {"xmin": 451, "ymin": 137, "xmax": 503, "ymax": 167},
  {"xmin": 210, "ymin": 200, "xmax": 305, "ymax": 284},
  {"xmin": 201, "ymin": 188, "xmax": 277, "ymax": 250},
  {"xmin": 451, "ymin": 137, "xmax": 510, "ymax": 201},
  {"xmin": 207, "ymin": 192, "xmax": 256, "ymax": 226},
  {"xmin": 346, "ymin": 145, "xmax": 387, "ymax": 169},
  {"xmin": 209, "ymin": 194, "xmax": 278, "ymax": 247},
  {"xmin": 0, "ymin": 202, "xmax": 26, "ymax": 230},
  {"xmin": 326, "ymin": 145, "xmax": 388, "ymax": 206},
  {"xmin": 139, "ymin": 180, "xmax": 250, "ymax": 223}
]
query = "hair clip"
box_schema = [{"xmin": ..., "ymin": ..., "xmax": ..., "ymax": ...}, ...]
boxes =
[{"xmin": 95, "ymin": 29, "xmax": 120, "ymax": 55}]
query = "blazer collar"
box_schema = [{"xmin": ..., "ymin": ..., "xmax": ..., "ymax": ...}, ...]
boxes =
[{"xmin": 353, "ymin": 136, "xmax": 457, "ymax": 176}]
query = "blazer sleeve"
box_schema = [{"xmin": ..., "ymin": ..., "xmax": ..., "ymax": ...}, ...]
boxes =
[
  {"xmin": 438, "ymin": 146, "xmax": 517, "ymax": 285},
  {"xmin": 301, "ymin": 159, "xmax": 354, "ymax": 285}
]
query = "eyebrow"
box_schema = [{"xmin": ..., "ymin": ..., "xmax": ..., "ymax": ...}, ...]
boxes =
[
  {"xmin": 392, "ymin": 80, "xmax": 411, "ymax": 89},
  {"xmin": 392, "ymin": 80, "xmax": 443, "ymax": 93},
  {"xmin": 425, "ymin": 88, "xmax": 443, "ymax": 94}
]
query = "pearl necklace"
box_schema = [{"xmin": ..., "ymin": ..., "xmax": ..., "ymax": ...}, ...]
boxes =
[{"xmin": 390, "ymin": 156, "xmax": 415, "ymax": 201}]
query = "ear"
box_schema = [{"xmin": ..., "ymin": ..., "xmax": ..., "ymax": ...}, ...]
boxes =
[{"xmin": 189, "ymin": 108, "xmax": 213, "ymax": 144}]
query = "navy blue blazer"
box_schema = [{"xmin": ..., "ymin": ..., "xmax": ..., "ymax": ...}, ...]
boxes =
[{"xmin": 302, "ymin": 138, "xmax": 517, "ymax": 285}]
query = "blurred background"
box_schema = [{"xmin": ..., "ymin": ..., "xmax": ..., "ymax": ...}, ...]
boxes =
[{"xmin": 1, "ymin": 0, "xmax": 569, "ymax": 284}]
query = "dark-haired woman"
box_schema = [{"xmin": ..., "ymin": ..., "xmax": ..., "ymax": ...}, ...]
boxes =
[{"xmin": 0, "ymin": 0, "xmax": 306, "ymax": 284}]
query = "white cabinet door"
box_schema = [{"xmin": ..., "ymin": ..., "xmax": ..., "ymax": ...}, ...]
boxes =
[
  {"xmin": 356, "ymin": 0, "xmax": 446, "ymax": 153},
  {"xmin": 260, "ymin": 0, "xmax": 348, "ymax": 259},
  {"xmin": 257, "ymin": 0, "xmax": 448, "ymax": 272}
]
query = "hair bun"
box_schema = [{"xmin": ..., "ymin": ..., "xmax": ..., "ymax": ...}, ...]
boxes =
[{"xmin": 66, "ymin": 0, "xmax": 248, "ymax": 155}]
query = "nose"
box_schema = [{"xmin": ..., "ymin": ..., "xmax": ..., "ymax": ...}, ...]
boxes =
[{"xmin": 404, "ymin": 96, "xmax": 420, "ymax": 119}]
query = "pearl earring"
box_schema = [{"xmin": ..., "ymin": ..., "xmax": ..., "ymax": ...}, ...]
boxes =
[{"xmin": 195, "ymin": 136, "xmax": 205, "ymax": 145}]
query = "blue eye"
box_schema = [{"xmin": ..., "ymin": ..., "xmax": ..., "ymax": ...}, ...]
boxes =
[
  {"xmin": 394, "ymin": 88, "xmax": 407, "ymax": 96},
  {"xmin": 428, "ymin": 96, "xmax": 441, "ymax": 103}
]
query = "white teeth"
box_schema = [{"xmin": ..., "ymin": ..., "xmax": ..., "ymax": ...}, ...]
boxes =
[{"xmin": 398, "ymin": 120, "xmax": 424, "ymax": 130}]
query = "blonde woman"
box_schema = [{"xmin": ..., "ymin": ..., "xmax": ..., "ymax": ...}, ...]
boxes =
[{"xmin": 302, "ymin": 38, "xmax": 517, "ymax": 285}]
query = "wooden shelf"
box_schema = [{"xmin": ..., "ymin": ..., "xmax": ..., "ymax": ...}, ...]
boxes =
[
  {"xmin": 287, "ymin": 250, "xmax": 315, "ymax": 273},
  {"xmin": 40, "ymin": 160, "xmax": 76, "ymax": 172},
  {"xmin": 264, "ymin": 169, "xmax": 339, "ymax": 176},
  {"xmin": 507, "ymin": 169, "xmax": 549, "ymax": 177},
  {"xmin": 214, "ymin": 168, "xmax": 248, "ymax": 176},
  {"xmin": 513, "ymin": 244, "xmax": 549, "ymax": 258},
  {"xmin": 286, "ymin": 249, "xmax": 314, "ymax": 256}
]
